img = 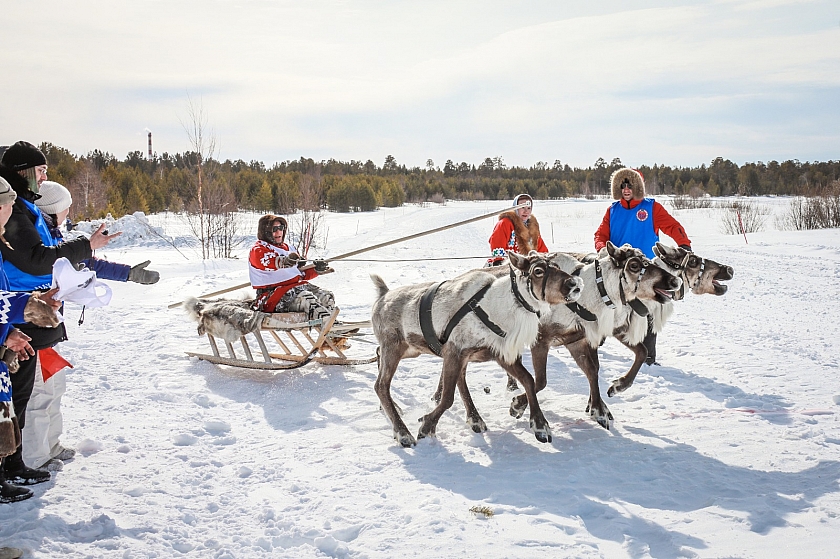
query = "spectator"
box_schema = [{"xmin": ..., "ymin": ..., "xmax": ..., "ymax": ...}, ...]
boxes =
[
  {"xmin": 486, "ymin": 193, "xmax": 548, "ymax": 266},
  {"xmin": 20, "ymin": 180, "xmax": 159, "ymax": 470},
  {"xmin": 248, "ymin": 214, "xmax": 335, "ymax": 319},
  {"xmin": 593, "ymin": 167, "xmax": 692, "ymax": 365},
  {"xmin": 0, "ymin": 176, "xmax": 62, "ymax": 503},
  {"xmin": 0, "ymin": 141, "xmax": 120, "ymax": 486}
]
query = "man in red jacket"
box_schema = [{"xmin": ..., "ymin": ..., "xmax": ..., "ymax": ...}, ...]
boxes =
[{"xmin": 594, "ymin": 168, "xmax": 692, "ymax": 365}]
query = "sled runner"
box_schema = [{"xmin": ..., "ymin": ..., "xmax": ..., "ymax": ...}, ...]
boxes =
[{"xmin": 185, "ymin": 305, "xmax": 378, "ymax": 370}]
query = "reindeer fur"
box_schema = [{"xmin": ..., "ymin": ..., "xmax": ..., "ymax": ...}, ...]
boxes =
[{"xmin": 183, "ymin": 297, "xmax": 266, "ymax": 343}]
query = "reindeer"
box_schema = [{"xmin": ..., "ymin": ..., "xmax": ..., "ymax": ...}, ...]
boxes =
[
  {"xmin": 604, "ymin": 243, "xmax": 735, "ymax": 397},
  {"xmin": 370, "ymin": 251, "xmax": 583, "ymax": 447}
]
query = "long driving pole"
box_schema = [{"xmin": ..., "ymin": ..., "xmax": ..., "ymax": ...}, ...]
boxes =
[{"xmin": 168, "ymin": 202, "xmax": 529, "ymax": 308}]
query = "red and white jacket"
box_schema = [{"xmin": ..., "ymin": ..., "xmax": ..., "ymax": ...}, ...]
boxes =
[{"xmin": 248, "ymin": 240, "xmax": 317, "ymax": 311}]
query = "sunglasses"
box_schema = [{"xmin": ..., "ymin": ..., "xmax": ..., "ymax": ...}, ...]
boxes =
[
  {"xmin": 272, "ymin": 225, "xmax": 286, "ymax": 232},
  {"xmin": 621, "ymin": 184, "xmax": 633, "ymax": 190}
]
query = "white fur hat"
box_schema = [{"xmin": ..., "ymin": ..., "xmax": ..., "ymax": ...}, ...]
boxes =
[
  {"xmin": 0, "ymin": 177, "xmax": 17, "ymax": 206},
  {"xmin": 35, "ymin": 180, "xmax": 73, "ymax": 214}
]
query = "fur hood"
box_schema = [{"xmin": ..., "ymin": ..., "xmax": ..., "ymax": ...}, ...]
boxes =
[
  {"xmin": 610, "ymin": 168, "xmax": 645, "ymax": 200},
  {"xmin": 499, "ymin": 210, "xmax": 542, "ymax": 254},
  {"xmin": 0, "ymin": 165, "xmax": 38, "ymax": 203}
]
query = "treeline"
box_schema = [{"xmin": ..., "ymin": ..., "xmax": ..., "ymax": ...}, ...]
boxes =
[{"xmin": 37, "ymin": 144, "xmax": 840, "ymax": 220}]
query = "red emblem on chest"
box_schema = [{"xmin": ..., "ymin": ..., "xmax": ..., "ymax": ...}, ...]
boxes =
[{"xmin": 636, "ymin": 208, "xmax": 649, "ymax": 222}]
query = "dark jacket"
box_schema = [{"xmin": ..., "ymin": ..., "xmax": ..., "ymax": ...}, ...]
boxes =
[{"xmin": 0, "ymin": 166, "xmax": 92, "ymax": 349}]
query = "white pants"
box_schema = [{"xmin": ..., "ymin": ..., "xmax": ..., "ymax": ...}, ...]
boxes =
[{"xmin": 21, "ymin": 357, "xmax": 66, "ymax": 468}]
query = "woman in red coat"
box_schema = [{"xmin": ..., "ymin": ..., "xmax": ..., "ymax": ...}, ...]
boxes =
[{"xmin": 486, "ymin": 194, "xmax": 548, "ymax": 266}]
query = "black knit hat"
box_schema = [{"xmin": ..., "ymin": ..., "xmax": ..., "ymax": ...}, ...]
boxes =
[{"xmin": 1, "ymin": 141, "xmax": 47, "ymax": 171}]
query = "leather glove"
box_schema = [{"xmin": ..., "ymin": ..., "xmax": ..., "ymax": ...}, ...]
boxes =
[
  {"xmin": 313, "ymin": 259, "xmax": 329, "ymax": 273},
  {"xmin": 280, "ymin": 252, "xmax": 301, "ymax": 267},
  {"xmin": 678, "ymin": 244, "xmax": 693, "ymax": 252},
  {"xmin": 128, "ymin": 260, "xmax": 160, "ymax": 284}
]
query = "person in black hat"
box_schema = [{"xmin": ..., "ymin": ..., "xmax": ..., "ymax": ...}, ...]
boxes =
[{"xmin": 0, "ymin": 141, "xmax": 120, "ymax": 486}]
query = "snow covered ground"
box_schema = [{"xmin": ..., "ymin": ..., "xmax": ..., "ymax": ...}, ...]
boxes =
[{"xmin": 1, "ymin": 197, "xmax": 839, "ymax": 558}]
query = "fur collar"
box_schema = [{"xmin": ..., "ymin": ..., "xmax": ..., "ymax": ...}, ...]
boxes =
[
  {"xmin": 610, "ymin": 168, "xmax": 645, "ymax": 200},
  {"xmin": 0, "ymin": 165, "xmax": 38, "ymax": 203},
  {"xmin": 499, "ymin": 210, "xmax": 541, "ymax": 254}
]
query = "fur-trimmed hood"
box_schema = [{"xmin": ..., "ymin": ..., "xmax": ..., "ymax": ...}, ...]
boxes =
[
  {"xmin": 610, "ymin": 168, "xmax": 645, "ymax": 200},
  {"xmin": 0, "ymin": 165, "xmax": 38, "ymax": 203},
  {"xmin": 499, "ymin": 210, "xmax": 542, "ymax": 254}
]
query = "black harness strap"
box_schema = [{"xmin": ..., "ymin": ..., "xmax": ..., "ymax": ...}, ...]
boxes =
[
  {"xmin": 419, "ymin": 282, "xmax": 506, "ymax": 357},
  {"xmin": 509, "ymin": 265, "xmax": 541, "ymax": 318},
  {"xmin": 594, "ymin": 259, "xmax": 617, "ymax": 309},
  {"xmin": 565, "ymin": 266, "xmax": 597, "ymax": 322},
  {"xmin": 420, "ymin": 282, "xmax": 445, "ymax": 356}
]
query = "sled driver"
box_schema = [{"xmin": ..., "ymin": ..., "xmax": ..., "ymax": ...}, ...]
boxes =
[
  {"xmin": 486, "ymin": 193, "xmax": 548, "ymax": 266},
  {"xmin": 594, "ymin": 167, "xmax": 692, "ymax": 365},
  {"xmin": 248, "ymin": 214, "xmax": 335, "ymax": 320}
]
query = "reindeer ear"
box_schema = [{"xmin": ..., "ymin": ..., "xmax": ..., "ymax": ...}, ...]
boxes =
[
  {"xmin": 606, "ymin": 242, "xmax": 621, "ymax": 266},
  {"xmin": 508, "ymin": 252, "xmax": 529, "ymax": 271}
]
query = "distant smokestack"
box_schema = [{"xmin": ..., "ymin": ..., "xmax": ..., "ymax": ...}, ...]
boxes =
[{"xmin": 147, "ymin": 131, "xmax": 153, "ymax": 159}]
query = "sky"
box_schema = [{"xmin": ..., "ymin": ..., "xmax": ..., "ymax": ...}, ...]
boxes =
[
  {"xmin": 1, "ymin": 199, "xmax": 839, "ymax": 557},
  {"xmin": 1, "ymin": 0, "xmax": 838, "ymax": 169}
]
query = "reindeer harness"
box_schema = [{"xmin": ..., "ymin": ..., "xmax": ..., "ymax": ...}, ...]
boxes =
[
  {"xmin": 419, "ymin": 263, "xmax": 545, "ymax": 357},
  {"xmin": 565, "ymin": 257, "xmax": 650, "ymax": 322},
  {"xmin": 654, "ymin": 251, "xmax": 701, "ymax": 300}
]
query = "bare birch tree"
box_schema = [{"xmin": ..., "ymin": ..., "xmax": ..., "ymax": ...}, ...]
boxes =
[{"xmin": 181, "ymin": 95, "xmax": 240, "ymax": 258}]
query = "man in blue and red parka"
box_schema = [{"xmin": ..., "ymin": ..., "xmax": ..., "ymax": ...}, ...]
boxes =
[{"xmin": 593, "ymin": 167, "xmax": 692, "ymax": 366}]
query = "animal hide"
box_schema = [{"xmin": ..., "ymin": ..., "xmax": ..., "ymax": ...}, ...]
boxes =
[
  {"xmin": 183, "ymin": 297, "xmax": 267, "ymax": 343},
  {"xmin": 498, "ymin": 210, "xmax": 542, "ymax": 254},
  {"xmin": 0, "ymin": 402, "xmax": 20, "ymax": 458}
]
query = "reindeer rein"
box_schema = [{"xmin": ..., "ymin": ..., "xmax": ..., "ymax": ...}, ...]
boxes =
[{"xmin": 509, "ymin": 265, "xmax": 540, "ymax": 317}]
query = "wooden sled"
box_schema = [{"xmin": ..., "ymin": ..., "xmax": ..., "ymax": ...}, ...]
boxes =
[{"xmin": 186, "ymin": 307, "xmax": 378, "ymax": 370}]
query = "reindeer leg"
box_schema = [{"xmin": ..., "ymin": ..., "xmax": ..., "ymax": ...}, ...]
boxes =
[
  {"xmin": 506, "ymin": 373, "xmax": 519, "ymax": 391},
  {"xmin": 500, "ymin": 358, "xmax": 552, "ymax": 444},
  {"xmin": 608, "ymin": 341, "xmax": 647, "ymax": 397},
  {"xmin": 456, "ymin": 363, "xmax": 487, "ymax": 433},
  {"xmin": 432, "ymin": 373, "xmax": 443, "ymax": 404},
  {"xmin": 566, "ymin": 338, "xmax": 612, "ymax": 430},
  {"xmin": 373, "ymin": 340, "xmax": 416, "ymax": 447},
  {"xmin": 510, "ymin": 336, "xmax": 551, "ymax": 417},
  {"xmin": 418, "ymin": 346, "xmax": 466, "ymax": 441}
]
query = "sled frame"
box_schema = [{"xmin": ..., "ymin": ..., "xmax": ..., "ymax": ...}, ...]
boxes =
[{"xmin": 186, "ymin": 307, "xmax": 378, "ymax": 370}]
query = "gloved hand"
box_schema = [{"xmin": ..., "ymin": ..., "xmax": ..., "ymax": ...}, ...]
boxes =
[
  {"xmin": 678, "ymin": 244, "xmax": 693, "ymax": 252},
  {"xmin": 313, "ymin": 259, "xmax": 329, "ymax": 273},
  {"xmin": 280, "ymin": 252, "xmax": 301, "ymax": 267},
  {"xmin": 128, "ymin": 260, "xmax": 160, "ymax": 284}
]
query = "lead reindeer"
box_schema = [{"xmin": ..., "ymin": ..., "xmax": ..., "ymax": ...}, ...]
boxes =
[
  {"xmin": 371, "ymin": 251, "xmax": 583, "ymax": 447},
  {"xmin": 604, "ymin": 243, "xmax": 734, "ymax": 397}
]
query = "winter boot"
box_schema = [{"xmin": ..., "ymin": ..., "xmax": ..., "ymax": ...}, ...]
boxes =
[
  {"xmin": 0, "ymin": 460, "xmax": 33, "ymax": 503},
  {"xmin": 2, "ymin": 448, "xmax": 50, "ymax": 486}
]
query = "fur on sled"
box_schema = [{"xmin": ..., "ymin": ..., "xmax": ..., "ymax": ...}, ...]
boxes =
[{"xmin": 183, "ymin": 297, "xmax": 266, "ymax": 343}]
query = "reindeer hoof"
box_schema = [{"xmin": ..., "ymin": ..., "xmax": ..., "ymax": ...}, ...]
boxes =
[
  {"xmin": 468, "ymin": 417, "xmax": 487, "ymax": 433},
  {"xmin": 506, "ymin": 377, "xmax": 519, "ymax": 391},
  {"xmin": 531, "ymin": 420, "xmax": 553, "ymax": 443},
  {"xmin": 395, "ymin": 431, "xmax": 416, "ymax": 447},
  {"xmin": 607, "ymin": 379, "xmax": 628, "ymax": 398},
  {"xmin": 509, "ymin": 396, "xmax": 528, "ymax": 419}
]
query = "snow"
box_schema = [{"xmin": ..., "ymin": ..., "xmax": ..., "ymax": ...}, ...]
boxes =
[{"xmin": 2, "ymin": 198, "xmax": 840, "ymax": 558}]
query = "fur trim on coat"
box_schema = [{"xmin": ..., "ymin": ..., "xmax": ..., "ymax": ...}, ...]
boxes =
[
  {"xmin": 610, "ymin": 168, "xmax": 645, "ymax": 200},
  {"xmin": 0, "ymin": 401, "xmax": 21, "ymax": 458},
  {"xmin": 499, "ymin": 210, "xmax": 542, "ymax": 254}
]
